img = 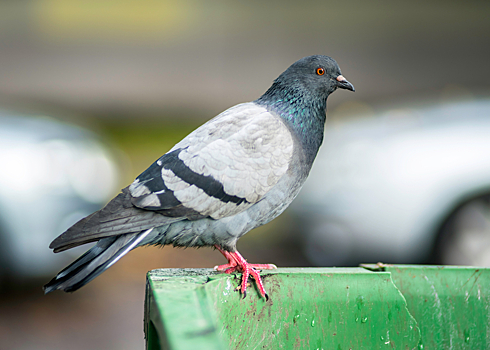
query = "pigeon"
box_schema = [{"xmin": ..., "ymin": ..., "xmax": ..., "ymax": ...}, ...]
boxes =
[{"xmin": 44, "ymin": 55, "xmax": 354, "ymax": 299}]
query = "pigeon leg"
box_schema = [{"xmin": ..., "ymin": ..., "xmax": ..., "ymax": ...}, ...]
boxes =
[{"xmin": 213, "ymin": 245, "xmax": 277, "ymax": 299}]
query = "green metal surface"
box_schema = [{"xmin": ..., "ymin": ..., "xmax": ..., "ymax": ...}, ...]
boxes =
[
  {"xmin": 145, "ymin": 266, "xmax": 490, "ymax": 349},
  {"xmin": 384, "ymin": 265, "xmax": 490, "ymax": 349},
  {"xmin": 145, "ymin": 267, "xmax": 421, "ymax": 349}
]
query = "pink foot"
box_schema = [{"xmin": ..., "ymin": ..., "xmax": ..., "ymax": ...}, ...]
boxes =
[{"xmin": 214, "ymin": 245, "xmax": 277, "ymax": 299}]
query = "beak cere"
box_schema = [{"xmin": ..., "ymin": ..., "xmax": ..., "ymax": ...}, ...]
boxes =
[
  {"xmin": 335, "ymin": 75, "xmax": 355, "ymax": 92},
  {"xmin": 336, "ymin": 75, "xmax": 347, "ymax": 82}
]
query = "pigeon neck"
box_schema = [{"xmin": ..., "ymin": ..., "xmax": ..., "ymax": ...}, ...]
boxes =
[{"xmin": 255, "ymin": 83, "xmax": 327, "ymax": 164}]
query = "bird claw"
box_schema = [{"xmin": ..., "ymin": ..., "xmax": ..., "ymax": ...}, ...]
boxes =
[{"xmin": 214, "ymin": 245, "xmax": 275, "ymax": 299}]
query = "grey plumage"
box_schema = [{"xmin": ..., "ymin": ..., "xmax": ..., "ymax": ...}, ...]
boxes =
[{"xmin": 44, "ymin": 55, "xmax": 354, "ymax": 294}]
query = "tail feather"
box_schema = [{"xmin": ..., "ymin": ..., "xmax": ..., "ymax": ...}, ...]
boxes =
[
  {"xmin": 44, "ymin": 229, "xmax": 153, "ymax": 294},
  {"xmin": 55, "ymin": 236, "xmax": 118, "ymax": 280}
]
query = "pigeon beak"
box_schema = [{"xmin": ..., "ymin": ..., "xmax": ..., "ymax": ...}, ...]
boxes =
[{"xmin": 335, "ymin": 75, "xmax": 355, "ymax": 92}]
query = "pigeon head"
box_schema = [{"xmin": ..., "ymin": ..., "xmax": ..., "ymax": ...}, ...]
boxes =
[
  {"xmin": 256, "ymin": 55, "xmax": 354, "ymax": 110},
  {"xmin": 275, "ymin": 55, "xmax": 354, "ymax": 97},
  {"xmin": 256, "ymin": 55, "xmax": 354, "ymax": 124},
  {"xmin": 256, "ymin": 55, "xmax": 354, "ymax": 160}
]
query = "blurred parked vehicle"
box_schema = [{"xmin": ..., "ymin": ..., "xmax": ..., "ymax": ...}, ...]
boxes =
[
  {"xmin": 291, "ymin": 100, "xmax": 490, "ymax": 267},
  {"xmin": 0, "ymin": 112, "xmax": 120, "ymax": 284}
]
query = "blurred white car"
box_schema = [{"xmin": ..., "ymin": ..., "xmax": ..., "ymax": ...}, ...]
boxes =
[
  {"xmin": 291, "ymin": 100, "xmax": 490, "ymax": 267},
  {"xmin": 0, "ymin": 112, "xmax": 120, "ymax": 282}
]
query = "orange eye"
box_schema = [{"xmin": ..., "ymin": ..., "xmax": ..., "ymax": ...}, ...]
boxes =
[{"xmin": 316, "ymin": 67, "xmax": 325, "ymax": 75}]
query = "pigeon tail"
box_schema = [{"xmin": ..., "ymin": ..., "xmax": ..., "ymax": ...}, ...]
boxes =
[{"xmin": 43, "ymin": 229, "xmax": 152, "ymax": 293}]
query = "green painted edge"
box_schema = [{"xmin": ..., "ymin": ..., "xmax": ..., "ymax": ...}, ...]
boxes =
[
  {"xmin": 146, "ymin": 269, "xmax": 225, "ymax": 350},
  {"xmin": 145, "ymin": 267, "xmax": 422, "ymax": 349}
]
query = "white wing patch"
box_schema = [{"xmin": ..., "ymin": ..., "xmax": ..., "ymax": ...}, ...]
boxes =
[
  {"xmin": 175, "ymin": 103, "xmax": 293, "ymax": 201},
  {"xmin": 132, "ymin": 102, "xmax": 294, "ymax": 220}
]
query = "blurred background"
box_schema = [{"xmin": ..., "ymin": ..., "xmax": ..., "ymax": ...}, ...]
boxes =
[{"xmin": 1, "ymin": 1, "xmax": 489, "ymax": 349}]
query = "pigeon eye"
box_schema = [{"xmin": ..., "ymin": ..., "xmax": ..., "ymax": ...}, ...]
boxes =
[{"xmin": 316, "ymin": 67, "xmax": 325, "ymax": 76}]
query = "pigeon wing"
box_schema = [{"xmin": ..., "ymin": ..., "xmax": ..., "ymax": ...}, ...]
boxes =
[
  {"xmin": 50, "ymin": 103, "xmax": 293, "ymax": 252},
  {"xmin": 129, "ymin": 102, "xmax": 294, "ymax": 220}
]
